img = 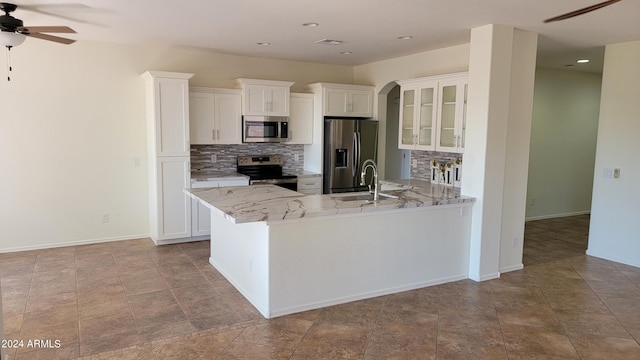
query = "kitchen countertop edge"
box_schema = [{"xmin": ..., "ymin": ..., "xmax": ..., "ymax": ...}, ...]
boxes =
[{"xmin": 185, "ymin": 179, "xmax": 474, "ymax": 224}]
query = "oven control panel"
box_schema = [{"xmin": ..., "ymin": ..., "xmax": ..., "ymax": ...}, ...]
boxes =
[{"xmin": 237, "ymin": 155, "xmax": 284, "ymax": 166}]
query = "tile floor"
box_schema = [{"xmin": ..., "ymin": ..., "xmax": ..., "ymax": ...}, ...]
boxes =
[{"xmin": 1, "ymin": 214, "xmax": 639, "ymax": 359}]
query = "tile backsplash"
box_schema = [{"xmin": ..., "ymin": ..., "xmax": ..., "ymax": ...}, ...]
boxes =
[
  {"xmin": 191, "ymin": 144, "xmax": 304, "ymax": 174},
  {"xmin": 192, "ymin": 144, "xmax": 460, "ymax": 183},
  {"xmin": 410, "ymin": 151, "xmax": 462, "ymax": 180}
]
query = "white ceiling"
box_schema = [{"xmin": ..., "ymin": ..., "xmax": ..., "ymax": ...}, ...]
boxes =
[{"xmin": 10, "ymin": 0, "xmax": 640, "ymax": 73}]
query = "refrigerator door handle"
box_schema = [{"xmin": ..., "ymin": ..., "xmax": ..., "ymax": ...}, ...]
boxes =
[{"xmin": 353, "ymin": 131, "xmax": 361, "ymax": 181}]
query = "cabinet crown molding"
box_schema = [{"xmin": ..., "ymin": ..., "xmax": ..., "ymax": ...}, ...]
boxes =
[
  {"xmin": 306, "ymin": 82, "xmax": 374, "ymax": 92},
  {"xmin": 235, "ymin": 78, "xmax": 295, "ymax": 88},
  {"xmin": 141, "ymin": 70, "xmax": 194, "ymax": 80},
  {"xmin": 396, "ymin": 71, "xmax": 468, "ymax": 86}
]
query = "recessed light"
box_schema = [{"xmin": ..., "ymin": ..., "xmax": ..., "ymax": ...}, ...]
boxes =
[
  {"xmin": 340, "ymin": 51, "xmax": 352, "ymax": 55},
  {"xmin": 303, "ymin": 22, "xmax": 319, "ymax": 27},
  {"xmin": 397, "ymin": 35, "xmax": 413, "ymax": 40},
  {"xmin": 315, "ymin": 39, "xmax": 344, "ymax": 45},
  {"xmin": 256, "ymin": 42, "xmax": 271, "ymax": 46},
  {"xmin": 577, "ymin": 59, "xmax": 590, "ymax": 63}
]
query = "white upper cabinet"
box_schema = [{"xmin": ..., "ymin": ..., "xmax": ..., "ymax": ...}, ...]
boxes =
[
  {"xmin": 397, "ymin": 72, "xmax": 468, "ymax": 153},
  {"xmin": 288, "ymin": 93, "xmax": 314, "ymax": 144},
  {"xmin": 323, "ymin": 86, "xmax": 373, "ymax": 117},
  {"xmin": 236, "ymin": 78, "xmax": 294, "ymax": 116},
  {"xmin": 435, "ymin": 78, "xmax": 468, "ymax": 153},
  {"xmin": 307, "ymin": 83, "xmax": 374, "ymax": 117},
  {"xmin": 189, "ymin": 87, "xmax": 242, "ymax": 145},
  {"xmin": 398, "ymin": 80, "xmax": 438, "ymax": 151},
  {"xmin": 141, "ymin": 71, "xmax": 193, "ymax": 157}
]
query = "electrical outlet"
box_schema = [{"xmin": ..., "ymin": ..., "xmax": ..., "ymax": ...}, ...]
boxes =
[
  {"xmin": 294, "ymin": 154, "xmax": 299, "ymax": 162},
  {"xmin": 512, "ymin": 237, "xmax": 520, "ymax": 248},
  {"xmin": 101, "ymin": 213, "xmax": 110, "ymax": 223},
  {"xmin": 133, "ymin": 158, "xmax": 141, "ymax": 167},
  {"xmin": 211, "ymin": 154, "xmax": 217, "ymax": 163},
  {"xmin": 412, "ymin": 159, "xmax": 418, "ymax": 168},
  {"xmin": 529, "ymin": 197, "xmax": 536, "ymax": 207}
]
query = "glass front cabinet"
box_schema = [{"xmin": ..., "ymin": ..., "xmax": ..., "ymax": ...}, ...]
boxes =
[
  {"xmin": 399, "ymin": 81, "xmax": 438, "ymax": 150},
  {"xmin": 398, "ymin": 72, "xmax": 468, "ymax": 153}
]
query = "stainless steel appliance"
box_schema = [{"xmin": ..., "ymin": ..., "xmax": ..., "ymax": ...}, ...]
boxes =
[
  {"xmin": 237, "ymin": 155, "xmax": 297, "ymax": 191},
  {"xmin": 323, "ymin": 118, "xmax": 379, "ymax": 194},
  {"xmin": 242, "ymin": 115, "xmax": 290, "ymax": 143}
]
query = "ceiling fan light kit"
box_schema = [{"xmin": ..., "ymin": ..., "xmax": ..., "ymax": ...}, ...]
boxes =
[{"xmin": 0, "ymin": 29, "xmax": 24, "ymax": 47}]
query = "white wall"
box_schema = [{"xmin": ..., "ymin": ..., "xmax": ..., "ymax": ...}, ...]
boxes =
[
  {"xmin": 0, "ymin": 40, "xmax": 354, "ymax": 252},
  {"xmin": 587, "ymin": 40, "xmax": 640, "ymax": 268},
  {"xmin": 527, "ymin": 68, "xmax": 601, "ymax": 220}
]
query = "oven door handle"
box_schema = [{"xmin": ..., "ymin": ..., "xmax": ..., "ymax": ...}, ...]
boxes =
[{"xmin": 250, "ymin": 178, "xmax": 298, "ymax": 185}]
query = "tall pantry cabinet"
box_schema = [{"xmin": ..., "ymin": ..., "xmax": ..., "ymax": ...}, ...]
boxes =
[{"xmin": 142, "ymin": 71, "xmax": 203, "ymax": 245}]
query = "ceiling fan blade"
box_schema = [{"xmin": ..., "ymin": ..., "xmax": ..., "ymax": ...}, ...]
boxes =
[
  {"xmin": 19, "ymin": 26, "xmax": 76, "ymax": 34},
  {"xmin": 26, "ymin": 32, "xmax": 76, "ymax": 45},
  {"xmin": 544, "ymin": 0, "xmax": 622, "ymax": 23},
  {"xmin": 20, "ymin": 4, "xmax": 97, "ymax": 25}
]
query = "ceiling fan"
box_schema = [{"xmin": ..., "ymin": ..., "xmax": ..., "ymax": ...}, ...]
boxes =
[
  {"xmin": 0, "ymin": 2, "xmax": 76, "ymax": 48},
  {"xmin": 544, "ymin": 0, "xmax": 622, "ymax": 23},
  {"xmin": 1, "ymin": 2, "xmax": 76, "ymax": 80}
]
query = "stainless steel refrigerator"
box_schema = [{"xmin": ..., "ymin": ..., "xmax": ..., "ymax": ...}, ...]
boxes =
[{"xmin": 323, "ymin": 118, "xmax": 379, "ymax": 194}]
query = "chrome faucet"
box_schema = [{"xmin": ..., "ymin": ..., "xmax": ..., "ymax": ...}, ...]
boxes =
[{"xmin": 360, "ymin": 159, "xmax": 379, "ymax": 201}]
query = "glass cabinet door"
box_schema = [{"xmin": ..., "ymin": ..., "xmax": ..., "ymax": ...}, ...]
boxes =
[
  {"xmin": 400, "ymin": 88, "xmax": 415, "ymax": 147},
  {"xmin": 417, "ymin": 87, "xmax": 435, "ymax": 147},
  {"xmin": 438, "ymin": 84, "xmax": 457, "ymax": 149}
]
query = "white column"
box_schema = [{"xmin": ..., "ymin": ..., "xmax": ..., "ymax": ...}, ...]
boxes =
[
  {"xmin": 499, "ymin": 30, "xmax": 538, "ymax": 273},
  {"xmin": 587, "ymin": 40, "xmax": 640, "ymax": 268},
  {"xmin": 462, "ymin": 25, "xmax": 538, "ymax": 281}
]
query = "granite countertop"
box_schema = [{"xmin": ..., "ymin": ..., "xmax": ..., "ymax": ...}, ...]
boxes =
[
  {"xmin": 185, "ymin": 179, "xmax": 475, "ymax": 224},
  {"xmin": 191, "ymin": 172, "xmax": 249, "ymax": 182}
]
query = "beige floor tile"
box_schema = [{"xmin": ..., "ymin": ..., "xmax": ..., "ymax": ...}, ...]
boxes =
[
  {"xmin": 502, "ymin": 323, "xmax": 580, "ymax": 359},
  {"xmin": 294, "ymin": 323, "xmax": 370, "ymax": 359},
  {"xmin": 4, "ymin": 214, "xmax": 640, "ymax": 359},
  {"xmin": 234, "ymin": 317, "xmax": 314, "ymax": 350},
  {"xmin": 569, "ymin": 332, "xmax": 640, "ymax": 359}
]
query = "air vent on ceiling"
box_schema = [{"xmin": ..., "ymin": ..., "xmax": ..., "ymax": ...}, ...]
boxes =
[{"xmin": 315, "ymin": 38, "xmax": 344, "ymax": 45}]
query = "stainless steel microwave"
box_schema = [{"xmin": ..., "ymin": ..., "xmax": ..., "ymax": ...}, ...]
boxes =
[{"xmin": 242, "ymin": 115, "xmax": 290, "ymax": 143}]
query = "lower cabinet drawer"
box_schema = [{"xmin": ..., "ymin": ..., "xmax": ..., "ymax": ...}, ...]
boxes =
[{"xmin": 298, "ymin": 176, "xmax": 321, "ymax": 195}]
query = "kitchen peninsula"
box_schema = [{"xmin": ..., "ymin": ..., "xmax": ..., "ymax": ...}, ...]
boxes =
[{"xmin": 186, "ymin": 180, "xmax": 474, "ymax": 318}]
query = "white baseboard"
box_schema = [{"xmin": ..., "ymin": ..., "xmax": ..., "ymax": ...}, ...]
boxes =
[
  {"xmin": 500, "ymin": 264, "xmax": 524, "ymax": 273},
  {"xmin": 586, "ymin": 250, "xmax": 640, "ymax": 269},
  {"xmin": 467, "ymin": 271, "xmax": 500, "ymax": 282},
  {"xmin": 0, "ymin": 233, "xmax": 151, "ymax": 253},
  {"xmin": 153, "ymin": 235, "xmax": 209, "ymax": 246},
  {"xmin": 525, "ymin": 210, "xmax": 590, "ymax": 222}
]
